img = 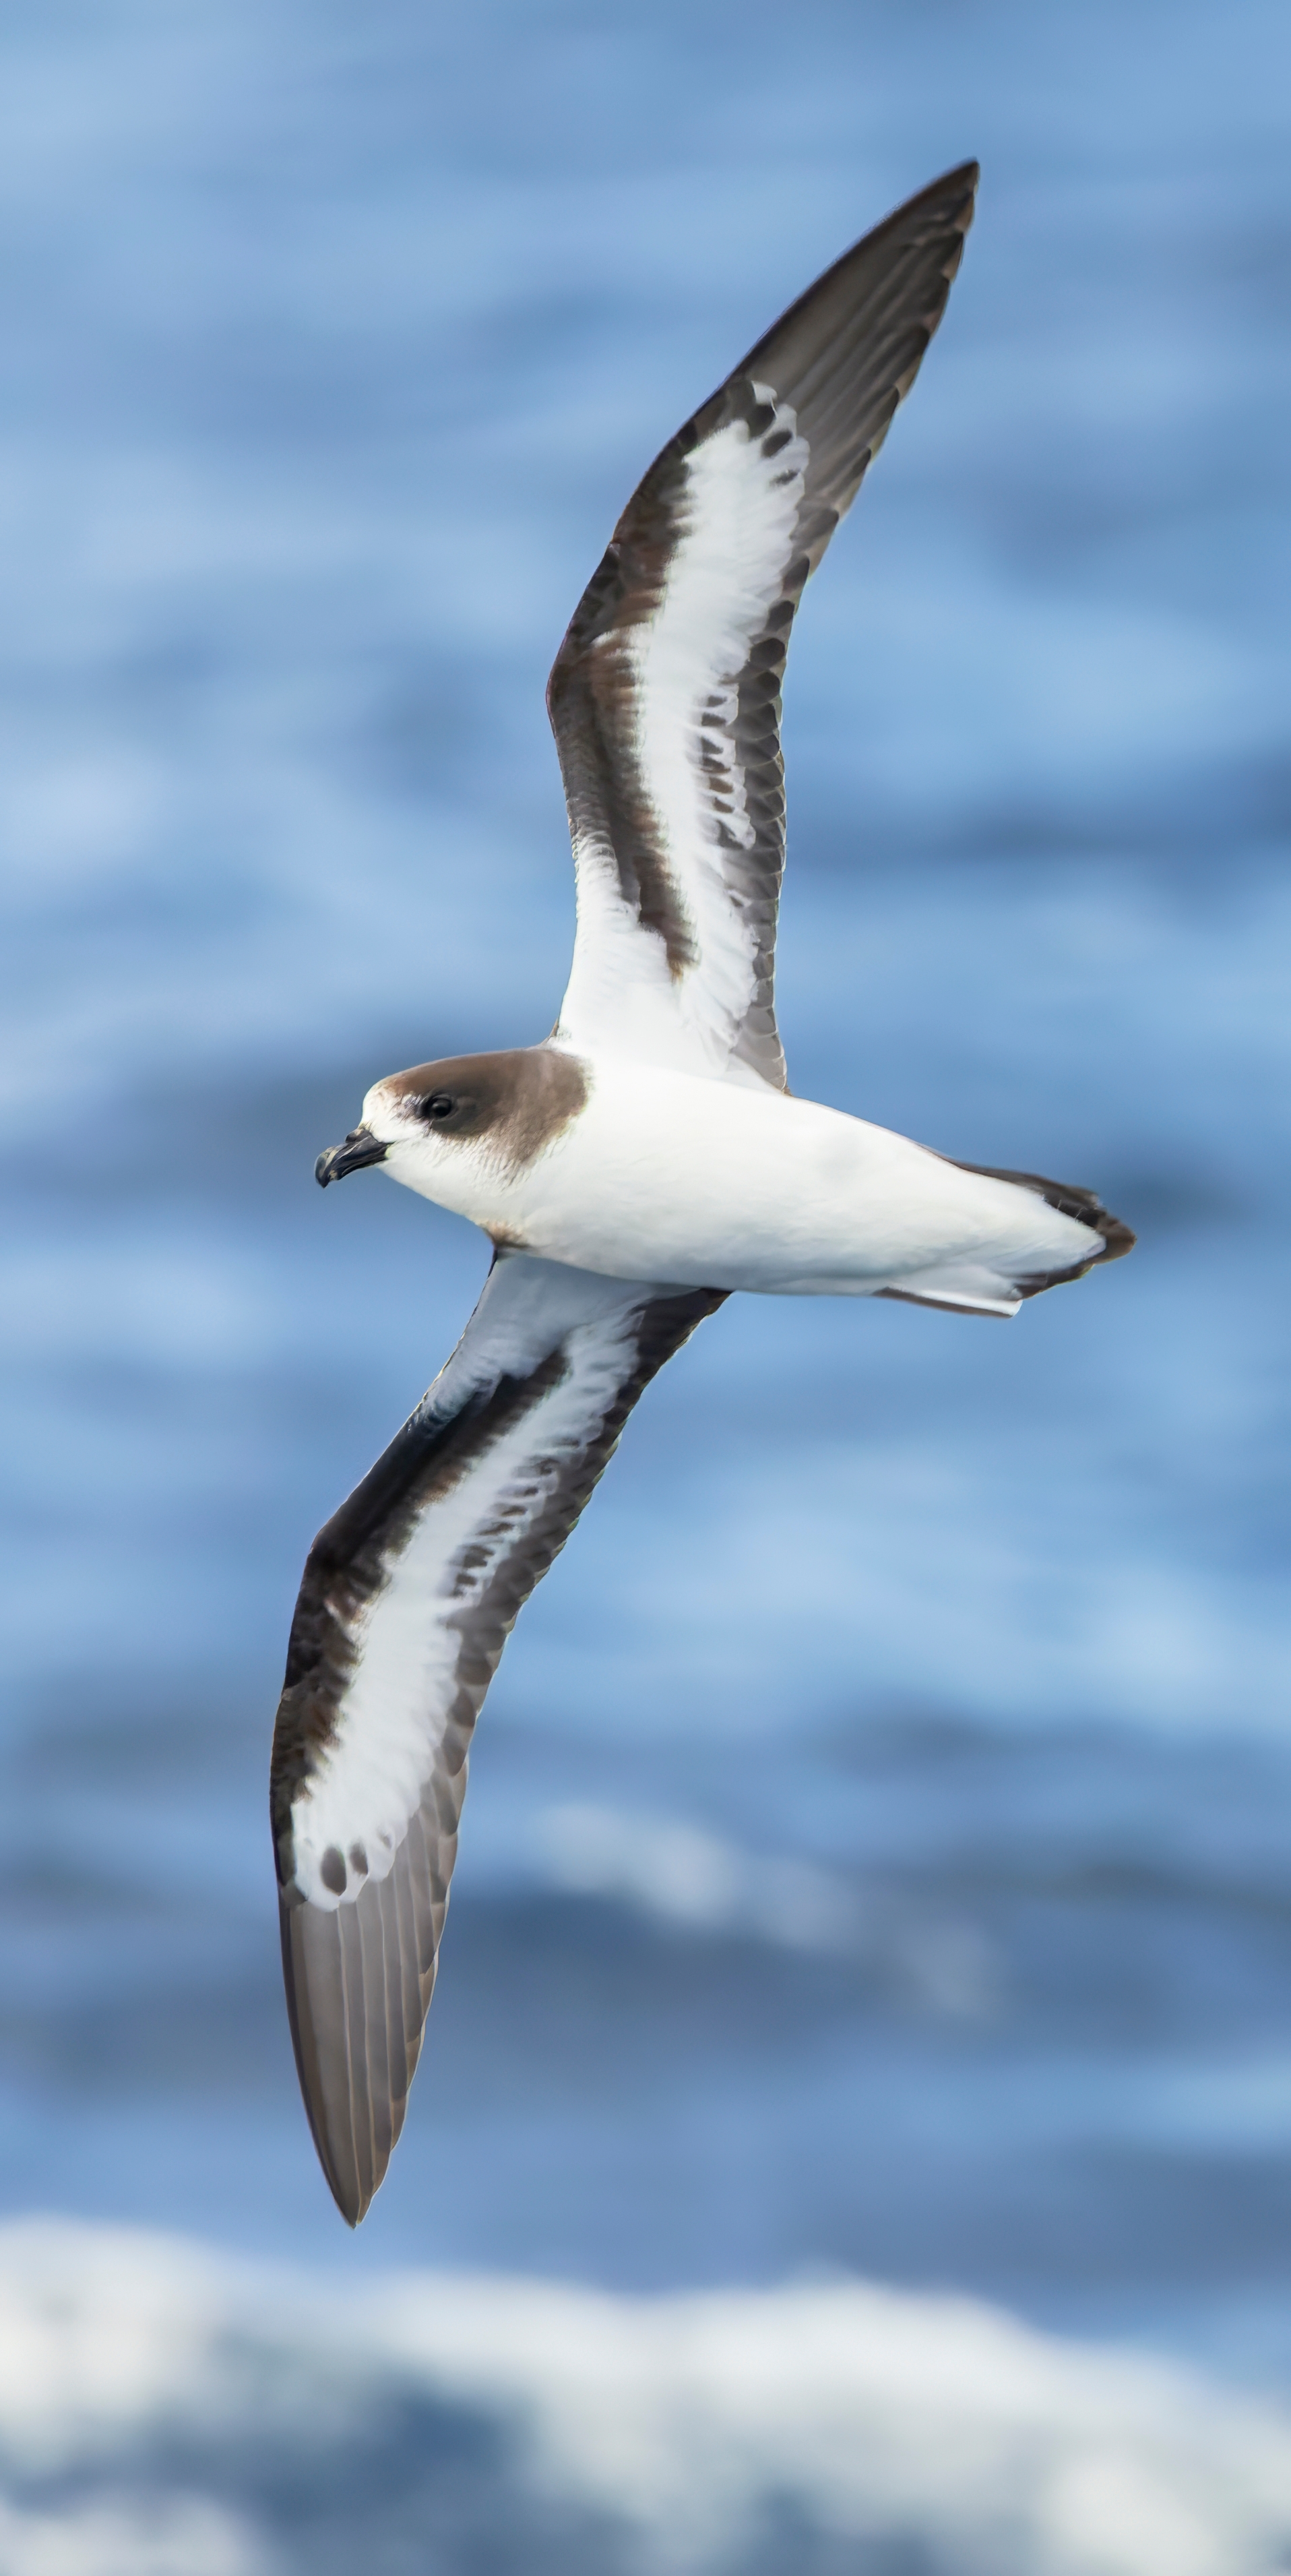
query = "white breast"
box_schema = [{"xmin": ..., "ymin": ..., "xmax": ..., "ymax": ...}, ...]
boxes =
[{"xmin": 470, "ymin": 1061, "xmax": 1104, "ymax": 1299}]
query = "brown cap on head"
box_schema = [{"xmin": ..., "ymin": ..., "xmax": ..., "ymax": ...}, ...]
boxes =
[{"xmin": 380, "ymin": 1047, "xmax": 588, "ymax": 1175}]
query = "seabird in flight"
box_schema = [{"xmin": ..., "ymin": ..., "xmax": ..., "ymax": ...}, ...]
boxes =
[{"xmin": 271, "ymin": 162, "xmax": 1133, "ymax": 2224}]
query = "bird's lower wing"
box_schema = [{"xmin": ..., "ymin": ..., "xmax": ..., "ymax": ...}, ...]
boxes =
[{"xmin": 270, "ymin": 1253, "xmax": 726, "ymax": 2224}]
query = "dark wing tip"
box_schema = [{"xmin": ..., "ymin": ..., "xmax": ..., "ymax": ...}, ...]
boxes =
[
  {"xmin": 923, "ymin": 156, "xmax": 980, "ymax": 195},
  {"xmin": 733, "ymin": 156, "xmax": 980, "ymax": 379},
  {"xmin": 279, "ymin": 1872, "xmax": 428, "ymax": 2227},
  {"xmin": 889, "ymin": 157, "xmax": 980, "ymax": 224},
  {"xmin": 881, "ymin": 158, "xmax": 980, "ymax": 228},
  {"xmin": 279, "ymin": 1898, "xmax": 367, "ymax": 2226},
  {"xmin": 546, "ymin": 158, "xmax": 982, "ymax": 722}
]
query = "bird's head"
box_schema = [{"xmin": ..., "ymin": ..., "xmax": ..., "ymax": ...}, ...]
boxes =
[{"xmin": 314, "ymin": 1046, "xmax": 588, "ymax": 1211}]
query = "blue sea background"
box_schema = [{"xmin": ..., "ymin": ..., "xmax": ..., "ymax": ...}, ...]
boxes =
[{"xmin": 3, "ymin": 1, "xmax": 1291, "ymax": 2567}]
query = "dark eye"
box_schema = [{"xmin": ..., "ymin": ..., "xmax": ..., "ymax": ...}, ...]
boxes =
[{"xmin": 423, "ymin": 1093, "xmax": 455, "ymax": 1123}]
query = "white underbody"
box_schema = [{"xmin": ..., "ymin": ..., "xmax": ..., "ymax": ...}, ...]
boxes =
[{"xmin": 375, "ymin": 1052, "xmax": 1104, "ymax": 1316}]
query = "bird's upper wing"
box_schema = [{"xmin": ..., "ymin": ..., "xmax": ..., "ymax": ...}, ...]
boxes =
[
  {"xmin": 548, "ymin": 162, "xmax": 978, "ymax": 1093},
  {"xmin": 271, "ymin": 1252, "xmax": 725, "ymax": 2224}
]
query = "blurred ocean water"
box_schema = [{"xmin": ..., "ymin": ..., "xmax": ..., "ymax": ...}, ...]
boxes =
[
  {"xmin": 3, "ymin": 0, "xmax": 1291, "ymax": 2565},
  {"xmin": 3, "ymin": 2219, "xmax": 1291, "ymax": 2576}
]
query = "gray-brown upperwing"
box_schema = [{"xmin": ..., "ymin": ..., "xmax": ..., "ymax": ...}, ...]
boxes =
[
  {"xmin": 548, "ymin": 162, "xmax": 978, "ymax": 1094},
  {"xmin": 271, "ymin": 1252, "xmax": 725, "ymax": 2224}
]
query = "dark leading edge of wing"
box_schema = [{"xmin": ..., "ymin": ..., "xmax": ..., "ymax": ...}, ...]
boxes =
[
  {"xmin": 271, "ymin": 1256, "xmax": 726, "ymax": 2224},
  {"xmin": 548, "ymin": 162, "xmax": 979, "ymax": 1091}
]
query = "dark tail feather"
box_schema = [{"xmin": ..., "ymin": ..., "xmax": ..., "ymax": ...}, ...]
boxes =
[{"xmin": 951, "ymin": 1160, "xmax": 1136, "ymax": 1299}]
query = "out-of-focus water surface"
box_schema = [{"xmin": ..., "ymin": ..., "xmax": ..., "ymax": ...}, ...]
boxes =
[{"xmin": 3, "ymin": 0, "xmax": 1291, "ymax": 2566}]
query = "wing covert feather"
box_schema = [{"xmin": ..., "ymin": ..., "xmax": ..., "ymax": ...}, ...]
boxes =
[{"xmin": 271, "ymin": 1254, "xmax": 724, "ymax": 2223}]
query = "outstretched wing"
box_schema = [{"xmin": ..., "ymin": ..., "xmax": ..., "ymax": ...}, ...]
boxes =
[
  {"xmin": 271, "ymin": 1253, "xmax": 725, "ymax": 2224},
  {"xmin": 548, "ymin": 162, "xmax": 978, "ymax": 1093}
]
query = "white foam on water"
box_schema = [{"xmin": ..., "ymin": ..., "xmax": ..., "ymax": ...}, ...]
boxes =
[
  {"xmin": 0, "ymin": 2492, "xmax": 267, "ymax": 2576},
  {"xmin": 0, "ymin": 2221, "xmax": 1289, "ymax": 2575},
  {"xmin": 536, "ymin": 1802, "xmax": 859, "ymax": 1950}
]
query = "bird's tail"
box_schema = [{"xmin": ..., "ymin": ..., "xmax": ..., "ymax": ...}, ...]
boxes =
[{"xmin": 878, "ymin": 1163, "xmax": 1135, "ymax": 1320}]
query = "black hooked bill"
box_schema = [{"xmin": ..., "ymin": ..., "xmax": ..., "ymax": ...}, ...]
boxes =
[{"xmin": 315, "ymin": 1128, "xmax": 388, "ymax": 1187}]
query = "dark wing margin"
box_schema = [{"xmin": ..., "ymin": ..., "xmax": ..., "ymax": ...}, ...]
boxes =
[
  {"xmin": 549, "ymin": 162, "xmax": 979, "ymax": 1091},
  {"xmin": 270, "ymin": 1254, "xmax": 726, "ymax": 2226}
]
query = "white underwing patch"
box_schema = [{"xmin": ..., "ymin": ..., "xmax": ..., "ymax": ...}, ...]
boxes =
[
  {"xmin": 289, "ymin": 1303, "xmax": 642, "ymax": 1908},
  {"xmin": 632, "ymin": 394, "xmax": 807, "ymax": 1053},
  {"xmin": 558, "ymin": 394, "xmax": 807, "ymax": 1087}
]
